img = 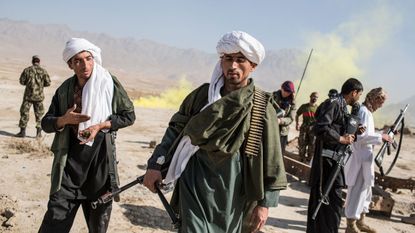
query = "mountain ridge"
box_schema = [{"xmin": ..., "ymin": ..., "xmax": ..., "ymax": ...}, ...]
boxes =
[
  {"xmin": 0, "ymin": 18, "xmax": 304, "ymax": 91},
  {"xmin": 1, "ymin": 18, "xmax": 413, "ymax": 125}
]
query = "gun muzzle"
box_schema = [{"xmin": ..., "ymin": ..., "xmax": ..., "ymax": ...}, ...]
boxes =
[{"xmin": 91, "ymin": 192, "xmax": 113, "ymax": 209}]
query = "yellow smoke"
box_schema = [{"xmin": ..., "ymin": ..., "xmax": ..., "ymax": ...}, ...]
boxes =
[
  {"xmin": 295, "ymin": 4, "xmax": 401, "ymax": 106},
  {"xmin": 134, "ymin": 77, "xmax": 193, "ymax": 109}
]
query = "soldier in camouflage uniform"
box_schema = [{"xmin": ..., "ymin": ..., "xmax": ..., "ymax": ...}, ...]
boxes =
[
  {"xmin": 16, "ymin": 55, "xmax": 51, "ymax": 138},
  {"xmin": 295, "ymin": 92, "xmax": 319, "ymax": 162}
]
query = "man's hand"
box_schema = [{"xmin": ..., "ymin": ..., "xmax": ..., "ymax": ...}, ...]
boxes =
[
  {"xmin": 248, "ymin": 205, "xmax": 269, "ymax": 233},
  {"xmin": 381, "ymin": 133, "xmax": 393, "ymax": 143},
  {"xmin": 339, "ymin": 134, "xmax": 355, "ymax": 145},
  {"xmin": 79, "ymin": 124, "xmax": 100, "ymax": 144},
  {"xmin": 357, "ymin": 125, "xmax": 366, "ymax": 135},
  {"xmin": 56, "ymin": 104, "xmax": 90, "ymax": 128},
  {"xmin": 295, "ymin": 123, "xmax": 300, "ymax": 131},
  {"xmin": 78, "ymin": 119, "xmax": 111, "ymax": 144},
  {"xmin": 143, "ymin": 169, "xmax": 162, "ymax": 193}
]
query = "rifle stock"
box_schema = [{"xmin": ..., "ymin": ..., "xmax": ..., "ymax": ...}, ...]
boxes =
[{"xmin": 312, "ymin": 146, "xmax": 352, "ymax": 220}]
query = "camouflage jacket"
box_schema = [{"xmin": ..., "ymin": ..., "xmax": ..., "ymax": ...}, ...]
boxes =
[{"xmin": 20, "ymin": 64, "xmax": 51, "ymax": 101}]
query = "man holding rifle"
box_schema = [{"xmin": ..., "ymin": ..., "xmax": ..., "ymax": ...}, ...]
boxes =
[
  {"xmin": 143, "ymin": 31, "xmax": 287, "ymax": 233},
  {"xmin": 306, "ymin": 78, "xmax": 363, "ymax": 233},
  {"xmin": 344, "ymin": 88, "xmax": 391, "ymax": 233}
]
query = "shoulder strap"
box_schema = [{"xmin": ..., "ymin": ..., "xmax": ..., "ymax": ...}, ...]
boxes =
[{"xmin": 244, "ymin": 87, "xmax": 268, "ymax": 157}]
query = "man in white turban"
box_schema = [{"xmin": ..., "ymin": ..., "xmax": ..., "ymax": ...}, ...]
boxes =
[
  {"xmin": 344, "ymin": 88, "xmax": 390, "ymax": 233},
  {"xmin": 143, "ymin": 31, "xmax": 287, "ymax": 233},
  {"xmin": 38, "ymin": 38, "xmax": 135, "ymax": 233}
]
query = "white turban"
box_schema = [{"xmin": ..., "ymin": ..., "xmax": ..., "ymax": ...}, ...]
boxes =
[
  {"xmin": 62, "ymin": 38, "xmax": 102, "ymax": 65},
  {"xmin": 62, "ymin": 38, "xmax": 113, "ymax": 146},
  {"xmin": 208, "ymin": 31, "xmax": 265, "ymax": 103},
  {"xmin": 216, "ymin": 31, "xmax": 265, "ymax": 65}
]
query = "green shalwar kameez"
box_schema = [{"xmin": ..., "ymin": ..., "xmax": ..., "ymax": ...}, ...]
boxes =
[{"xmin": 148, "ymin": 80, "xmax": 287, "ymax": 233}]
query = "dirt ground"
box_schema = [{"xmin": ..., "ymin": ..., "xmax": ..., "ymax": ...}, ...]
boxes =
[{"xmin": 0, "ymin": 71, "xmax": 414, "ymax": 232}]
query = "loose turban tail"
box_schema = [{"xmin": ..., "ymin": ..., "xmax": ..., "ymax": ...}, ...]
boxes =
[
  {"xmin": 62, "ymin": 38, "xmax": 103, "ymax": 65},
  {"xmin": 165, "ymin": 31, "xmax": 265, "ymax": 184},
  {"xmin": 62, "ymin": 37, "xmax": 113, "ymax": 147},
  {"xmin": 216, "ymin": 30, "xmax": 265, "ymax": 65}
]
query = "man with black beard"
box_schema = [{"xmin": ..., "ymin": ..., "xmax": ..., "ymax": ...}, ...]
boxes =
[{"xmin": 306, "ymin": 78, "xmax": 363, "ymax": 233}]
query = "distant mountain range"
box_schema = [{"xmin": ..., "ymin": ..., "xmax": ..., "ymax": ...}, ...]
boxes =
[
  {"xmin": 0, "ymin": 18, "xmax": 304, "ymax": 92},
  {"xmin": 0, "ymin": 18, "xmax": 413, "ymax": 126}
]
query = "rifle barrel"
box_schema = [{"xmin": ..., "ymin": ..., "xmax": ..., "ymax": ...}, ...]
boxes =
[
  {"xmin": 156, "ymin": 186, "xmax": 181, "ymax": 228},
  {"xmin": 91, "ymin": 172, "xmax": 181, "ymax": 227},
  {"xmin": 374, "ymin": 104, "xmax": 409, "ymax": 174}
]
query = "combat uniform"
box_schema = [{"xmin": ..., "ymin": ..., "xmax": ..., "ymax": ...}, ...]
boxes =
[
  {"xmin": 296, "ymin": 103, "xmax": 318, "ymax": 162},
  {"xmin": 19, "ymin": 64, "xmax": 51, "ymax": 129}
]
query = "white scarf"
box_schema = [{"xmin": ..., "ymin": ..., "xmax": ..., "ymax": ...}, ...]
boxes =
[
  {"xmin": 62, "ymin": 38, "xmax": 114, "ymax": 146},
  {"xmin": 78, "ymin": 63, "xmax": 114, "ymax": 146},
  {"xmin": 164, "ymin": 63, "xmax": 223, "ymax": 184}
]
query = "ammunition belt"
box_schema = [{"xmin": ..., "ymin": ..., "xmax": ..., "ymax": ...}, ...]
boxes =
[{"xmin": 245, "ymin": 88, "xmax": 268, "ymax": 157}]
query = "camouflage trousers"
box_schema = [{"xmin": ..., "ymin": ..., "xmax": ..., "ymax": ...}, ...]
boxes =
[
  {"xmin": 298, "ymin": 125, "xmax": 316, "ymax": 162},
  {"xmin": 19, "ymin": 99, "xmax": 44, "ymax": 128}
]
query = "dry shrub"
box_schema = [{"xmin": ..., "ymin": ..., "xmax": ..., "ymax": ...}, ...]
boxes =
[{"xmin": 6, "ymin": 138, "xmax": 52, "ymax": 157}]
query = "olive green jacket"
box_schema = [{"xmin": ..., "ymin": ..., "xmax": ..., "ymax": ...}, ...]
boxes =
[
  {"xmin": 149, "ymin": 80, "xmax": 287, "ymax": 203},
  {"xmin": 43, "ymin": 75, "xmax": 135, "ymax": 194}
]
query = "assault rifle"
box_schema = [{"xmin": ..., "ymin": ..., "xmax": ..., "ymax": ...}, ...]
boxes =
[
  {"xmin": 375, "ymin": 104, "xmax": 409, "ymax": 176},
  {"xmin": 91, "ymin": 174, "xmax": 181, "ymax": 229},
  {"xmin": 312, "ymin": 102, "xmax": 360, "ymax": 220},
  {"xmin": 311, "ymin": 145, "xmax": 353, "ymax": 220}
]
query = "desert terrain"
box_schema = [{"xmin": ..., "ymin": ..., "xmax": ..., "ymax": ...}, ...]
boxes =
[{"xmin": 0, "ymin": 66, "xmax": 414, "ymax": 233}]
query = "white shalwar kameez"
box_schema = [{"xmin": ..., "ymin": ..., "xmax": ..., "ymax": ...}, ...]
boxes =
[{"xmin": 344, "ymin": 105, "xmax": 382, "ymax": 219}]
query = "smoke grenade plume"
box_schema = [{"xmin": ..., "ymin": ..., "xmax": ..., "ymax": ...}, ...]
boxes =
[
  {"xmin": 294, "ymin": 4, "xmax": 401, "ymax": 106},
  {"xmin": 134, "ymin": 77, "xmax": 192, "ymax": 109}
]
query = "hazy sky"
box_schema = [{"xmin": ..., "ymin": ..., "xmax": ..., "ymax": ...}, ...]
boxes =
[{"xmin": 1, "ymin": 0, "xmax": 414, "ymax": 103}]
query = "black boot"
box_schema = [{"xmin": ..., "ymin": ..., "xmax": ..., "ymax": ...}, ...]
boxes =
[
  {"xmin": 36, "ymin": 127, "xmax": 42, "ymax": 138},
  {"xmin": 15, "ymin": 127, "xmax": 26, "ymax": 138}
]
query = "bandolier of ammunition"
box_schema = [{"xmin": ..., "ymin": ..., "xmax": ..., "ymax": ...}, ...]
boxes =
[{"xmin": 245, "ymin": 87, "xmax": 268, "ymax": 157}]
